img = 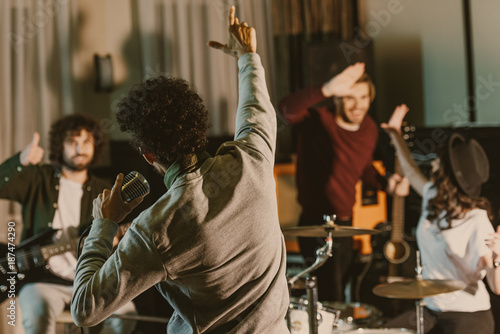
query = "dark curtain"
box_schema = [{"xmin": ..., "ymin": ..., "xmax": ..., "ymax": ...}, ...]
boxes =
[{"xmin": 271, "ymin": 0, "xmax": 359, "ymax": 162}]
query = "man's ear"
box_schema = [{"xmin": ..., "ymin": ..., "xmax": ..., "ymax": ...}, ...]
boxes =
[{"xmin": 142, "ymin": 152, "xmax": 157, "ymax": 165}]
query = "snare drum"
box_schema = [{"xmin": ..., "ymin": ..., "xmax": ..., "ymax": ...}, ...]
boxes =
[
  {"xmin": 322, "ymin": 302, "xmax": 381, "ymax": 331},
  {"xmin": 288, "ymin": 297, "xmax": 340, "ymax": 334}
]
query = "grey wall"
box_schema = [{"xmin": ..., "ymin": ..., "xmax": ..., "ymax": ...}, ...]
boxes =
[{"xmin": 360, "ymin": 0, "xmax": 500, "ymax": 127}]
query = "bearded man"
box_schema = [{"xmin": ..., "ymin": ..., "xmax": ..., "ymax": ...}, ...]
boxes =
[{"xmin": 0, "ymin": 114, "xmax": 137, "ymax": 334}]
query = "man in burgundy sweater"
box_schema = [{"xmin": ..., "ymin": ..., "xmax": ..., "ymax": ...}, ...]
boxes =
[{"xmin": 278, "ymin": 62, "xmax": 409, "ymax": 302}]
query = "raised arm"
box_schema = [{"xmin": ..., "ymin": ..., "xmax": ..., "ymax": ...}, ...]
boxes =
[
  {"xmin": 0, "ymin": 133, "xmax": 44, "ymax": 202},
  {"xmin": 209, "ymin": 6, "xmax": 276, "ymax": 163},
  {"xmin": 278, "ymin": 62, "xmax": 366, "ymax": 126},
  {"xmin": 381, "ymin": 104, "xmax": 428, "ymax": 197},
  {"xmin": 71, "ymin": 174, "xmax": 161, "ymax": 327}
]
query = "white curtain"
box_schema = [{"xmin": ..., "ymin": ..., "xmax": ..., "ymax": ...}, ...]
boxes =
[
  {"xmin": 0, "ymin": 0, "xmax": 79, "ymax": 332},
  {"xmin": 0, "ymin": 0, "xmax": 79, "ymax": 234},
  {"xmin": 134, "ymin": 0, "xmax": 276, "ymax": 135}
]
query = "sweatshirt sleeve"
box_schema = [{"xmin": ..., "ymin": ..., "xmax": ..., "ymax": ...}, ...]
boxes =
[
  {"xmin": 361, "ymin": 163, "xmax": 388, "ymax": 191},
  {"xmin": 234, "ymin": 53, "xmax": 277, "ymax": 164},
  {"xmin": 277, "ymin": 86, "xmax": 326, "ymax": 126},
  {"xmin": 71, "ymin": 218, "xmax": 167, "ymax": 327}
]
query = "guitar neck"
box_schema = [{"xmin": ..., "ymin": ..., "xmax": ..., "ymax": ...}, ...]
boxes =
[
  {"xmin": 40, "ymin": 239, "xmax": 78, "ymax": 261},
  {"xmin": 391, "ymin": 196, "xmax": 405, "ymax": 242},
  {"xmin": 391, "ymin": 156, "xmax": 405, "ymax": 242}
]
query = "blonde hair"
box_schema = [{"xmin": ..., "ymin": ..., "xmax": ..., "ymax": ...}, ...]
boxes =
[{"xmin": 333, "ymin": 73, "xmax": 376, "ymax": 112}]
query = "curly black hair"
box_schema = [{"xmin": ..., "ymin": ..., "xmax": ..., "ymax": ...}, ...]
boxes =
[
  {"xmin": 115, "ymin": 76, "xmax": 210, "ymax": 165},
  {"xmin": 427, "ymin": 141, "xmax": 492, "ymax": 229},
  {"xmin": 49, "ymin": 113, "xmax": 105, "ymax": 166}
]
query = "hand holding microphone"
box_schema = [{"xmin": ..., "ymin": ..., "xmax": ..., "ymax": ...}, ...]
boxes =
[{"xmin": 92, "ymin": 172, "xmax": 149, "ymax": 223}]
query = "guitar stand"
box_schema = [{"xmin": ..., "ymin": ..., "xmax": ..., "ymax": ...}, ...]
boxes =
[
  {"xmin": 287, "ymin": 276, "xmax": 320, "ymax": 334},
  {"xmin": 415, "ymin": 299, "xmax": 425, "ymax": 334},
  {"xmin": 286, "ymin": 215, "xmax": 335, "ymax": 334},
  {"xmin": 414, "ymin": 251, "xmax": 425, "ymax": 334}
]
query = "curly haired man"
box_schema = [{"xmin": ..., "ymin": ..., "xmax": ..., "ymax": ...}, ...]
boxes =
[{"xmin": 71, "ymin": 7, "xmax": 290, "ymax": 334}]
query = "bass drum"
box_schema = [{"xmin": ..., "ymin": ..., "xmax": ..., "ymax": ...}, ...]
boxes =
[
  {"xmin": 288, "ymin": 297, "xmax": 340, "ymax": 334},
  {"xmin": 335, "ymin": 329, "xmax": 416, "ymax": 334},
  {"xmin": 322, "ymin": 302, "xmax": 382, "ymax": 332}
]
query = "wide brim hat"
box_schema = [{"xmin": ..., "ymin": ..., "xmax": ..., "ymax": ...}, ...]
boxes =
[{"xmin": 449, "ymin": 133, "xmax": 489, "ymax": 197}]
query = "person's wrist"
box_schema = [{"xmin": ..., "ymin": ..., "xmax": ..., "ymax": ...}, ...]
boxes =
[
  {"xmin": 19, "ymin": 152, "xmax": 28, "ymax": 166},
  {"xmin": 239, "ymin": 45, "xmax": 255, "ymax": 57}
]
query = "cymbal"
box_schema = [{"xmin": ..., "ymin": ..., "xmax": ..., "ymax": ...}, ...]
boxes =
[
  {"xmin": 281, "ymin": 224, "xmax": 380, "ymax": 238},
  {"xmin": 372, "ymin": 278, "xmax": 466, "ymax": 299}
]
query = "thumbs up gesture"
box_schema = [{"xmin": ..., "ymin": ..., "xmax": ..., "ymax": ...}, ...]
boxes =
[{"xmin": 20, "ymin": 132, "xmax": 44, "ymax": 166}]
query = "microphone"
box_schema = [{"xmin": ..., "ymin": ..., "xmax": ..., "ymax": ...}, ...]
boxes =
[{"xmin": 121, "ymin": 171, "xmax": 150, "ymax": 202}]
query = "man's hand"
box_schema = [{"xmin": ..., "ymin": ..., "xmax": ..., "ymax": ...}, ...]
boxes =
[
  {"xmin": 208, "ymin": 6, "xmax": 256, "ymax": 58},
  {"xmin": 92, "ymin": 174, "xmax": 144, "ymax": 223},
  {"xmin": 387, "ymin": 173, "xmax": 410, "ymax": 197},
  {"xmin": 381, "ymin": 104, "xmax": 409, "ymax": 134},
  {"xmin": 321, "ymin": 62, "xmax": 365, "ymax": 97},
  {"xmin": 20, "ymin": 132, "xmax": 44, "ymax": 166}
]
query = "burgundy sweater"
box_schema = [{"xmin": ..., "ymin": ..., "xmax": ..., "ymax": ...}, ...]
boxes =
[{"xmin": 278, "ymin": 87, "xmax": 387, "ymax": 219}]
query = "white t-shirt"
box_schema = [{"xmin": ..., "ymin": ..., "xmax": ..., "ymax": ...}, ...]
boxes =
[
  {"xmin": 47, "ymin": 177, "xmax": 83, "ymax": 280},
  {"xmin": 417, "ymin": 182, "xmax": 494, "ymax": 312}
]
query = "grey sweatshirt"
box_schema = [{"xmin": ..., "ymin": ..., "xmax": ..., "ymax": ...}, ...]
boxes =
[{"xmin": 71, "ymin": 53, "xmax": 290, "ymax": 334}]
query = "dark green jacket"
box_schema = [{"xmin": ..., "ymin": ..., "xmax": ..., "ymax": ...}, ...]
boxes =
[{"xmin": 0, "ymin": 152, "xmax": 109, "ymax": 241}]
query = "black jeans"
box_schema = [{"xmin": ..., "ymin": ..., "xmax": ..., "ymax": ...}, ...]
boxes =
[
  {"xmin": 385, "ymin": 307, "xmax": 494, "ymax": 334},
  {"xmin": 297, "ymin": 214, "xmax": 354, "ymax": 302}
]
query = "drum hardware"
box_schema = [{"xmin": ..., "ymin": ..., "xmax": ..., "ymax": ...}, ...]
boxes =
[
  {"xmin": 281, "ymin": 223, "xmax": 380, "ymax": 238},
  {"xmin": 372, "ymin": 251, "xmax": 466, "ymax": 334},
  {"xmin": 285, "ymin": 215, "xmax": 337, "ymax": 334},
  {"xmin": 288, "ymin": 296, "xmax": 341, "ymax": 334},
  {"xmin": 323, "ymin": 301, "xmax": 382, "ymax": 331},
  {"xmin": 284, "ymin": 215, "xmax": 379, "ymax": 334}
]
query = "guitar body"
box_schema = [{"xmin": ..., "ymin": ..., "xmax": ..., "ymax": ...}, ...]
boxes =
[
  {"xmin": 383, "ymin": 239, "xmax": 411, "ymax": 265},
  {"xmin": 0, "ymin": 229, "xmax": 73, "ymax": 304}
]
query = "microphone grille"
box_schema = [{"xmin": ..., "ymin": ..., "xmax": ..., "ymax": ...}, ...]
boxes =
[{"xmin": 121, "ymin": 171, "xmax": 150, "ymax": 202}]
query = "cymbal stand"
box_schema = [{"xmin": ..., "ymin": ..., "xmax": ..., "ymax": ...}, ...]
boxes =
[
  {"xmin": 286, "ymin": 215, "xmax": 335, "ymax": 334},
  {"xmin": 415, "ymin": 250, "xmax": 425, "ymax": 334}
]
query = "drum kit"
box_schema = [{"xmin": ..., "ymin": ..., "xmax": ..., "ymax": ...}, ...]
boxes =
[{"xmin": 281, "ymin": 215, "xmax": 466, "ymax": 334}]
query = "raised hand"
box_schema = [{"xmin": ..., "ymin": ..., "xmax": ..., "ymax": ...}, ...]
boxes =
[
  {"xmin": 381, "ymin": 104, "xmax": 409, "ymax": 134},
  {"xmin": 208, "ymin": 6, "xmax": 256, "ymax": 58},
  {"xmin": 20, "ymin": 132, "xmax": 44, "ymax": 166},
  {"xmin": 387, "ymin": 173, "xmax": 410, "ymax": 197},
  {"xmin": 92, "ymin": 174, "xmax": 144, "ymax": 224},
  {"xmin": 321, "ymin": 62, "xmax": 365, "ymax": 97}
]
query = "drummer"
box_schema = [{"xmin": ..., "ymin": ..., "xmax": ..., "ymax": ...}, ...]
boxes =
[
  {"xmin": 278, "ymin": 63, "xmax": 410, "ymax": 302},
  {"xmin": 382, "ymin": 105, "xmax": 500, "ymax": 333}
]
